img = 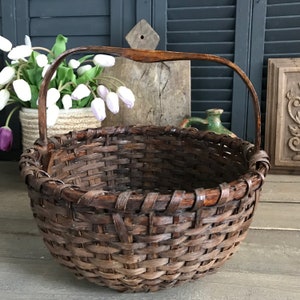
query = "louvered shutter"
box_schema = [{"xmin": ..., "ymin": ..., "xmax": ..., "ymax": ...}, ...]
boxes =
[
  {"xmin": 167, "ymin": 0, "xmax": 237, "ymax": 129},
  {"xmin": 27, "ymin": 0, "xmax": 110, "ymax": 47},
  {"xmin": 262, "ymin": 0, "xmax": 300, "ymax": 134}
]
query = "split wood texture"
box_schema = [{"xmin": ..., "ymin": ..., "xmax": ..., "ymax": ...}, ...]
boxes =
[
  {"xmin": 102, "ymin": 19, "xmax": 191, "ymax": 127},
  {"xmin": 19, "ymin": 46, "xmax": 270, "ymax": 292}
]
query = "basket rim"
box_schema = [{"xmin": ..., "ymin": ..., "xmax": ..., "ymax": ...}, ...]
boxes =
[{"xmin": 19, "ymin": 125, "xmax": 270, "ymax": 212}]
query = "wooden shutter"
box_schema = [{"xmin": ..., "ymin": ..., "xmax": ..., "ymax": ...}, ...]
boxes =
[
  {"xmin": 28, "ymin": 0, "xmax": 110, "ymax": 48},
  {"xmin": 262, "ymin": 0, "xmax": 300, "ymax": 133},
  {"xmin": 167, "ymin": 0, "xmax": 237, "ymax": 128}
]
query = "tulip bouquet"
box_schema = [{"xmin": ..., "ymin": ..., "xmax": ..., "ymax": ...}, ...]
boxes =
[{"xmin": 0, "ymin": 34, "xmax": 135, "ymax": 151}]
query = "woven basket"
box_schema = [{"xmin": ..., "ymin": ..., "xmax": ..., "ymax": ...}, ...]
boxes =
[
  {"xmin": 19, "ymin": 107, "xmax": 101, "ymax": 151},
  {"xmin": 19, "ymin": 46, "xmax": 270, "ymax": 293}
]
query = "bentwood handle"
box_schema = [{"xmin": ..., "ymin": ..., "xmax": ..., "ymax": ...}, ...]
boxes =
[{"xmin": 38, "ymin": 46, "xmax": 261, "ymax": 150}]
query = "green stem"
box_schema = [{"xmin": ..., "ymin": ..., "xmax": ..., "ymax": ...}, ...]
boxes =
[
  {"xmin": 32, "ymin": 47, "xmax": 53, "ymax": 55},
  {"xmin": 16, "ymin": 62, "xmax": 27, "ymax": 79},
  {"xmin": 58, "ymin": 81, "xmax": 75, "ymax": 92},
  {"xmin": 91, "ymin": 91, "xmax": 97, "ymax": 98},
  {"xmin": 87, "ymin": 84, "xmax": 97, "ymax": 98},
  {"xmin": 99, "ymin": 75, "xmax": 126, "ymax": 88},
  {"xmin": 5, "ymin": 106, "xmax": 19, "ymax": 127}
]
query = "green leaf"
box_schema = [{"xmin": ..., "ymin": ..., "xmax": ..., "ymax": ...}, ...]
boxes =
[
  {"xmin": 20, "ymin": 52, "xmax": 46, "ymax": 86},
  {"xmin": 56, "ymin": 65, "xmax": 76, "ymax": 85},
  {"xmin": 76, "ymin": 95, "xmax": 93, "ymax": 108},
  {"xmin": 78, "ymin": 54, "xmax": 94, "ymax": 63},
  {"xmin": 50, "ymin": 34, "xmax": 68, "ymax": 60},
  {"xmin": 23, "ymin": 67, "xmax": 43, "ymax": 86},
  {"xmin": 29, "ymin": 85, "xmax": 39, "ymax": 108},
  {"xmin": 27, "ymin": 51, "xmax": 40, "ymax": 65},
  {"xmin": 76, "ymin": 66, "xmax": 102, "ymax": 85}
]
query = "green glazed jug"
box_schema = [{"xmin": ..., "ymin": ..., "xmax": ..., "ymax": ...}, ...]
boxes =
[{"xmin": 180, "ymin": 108, "xmax": 237, "ymax": 138}]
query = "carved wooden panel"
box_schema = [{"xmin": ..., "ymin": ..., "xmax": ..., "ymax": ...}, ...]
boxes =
[{"xmin": 265, "ymin": 58, "xmax": 300, "ymax": 174}]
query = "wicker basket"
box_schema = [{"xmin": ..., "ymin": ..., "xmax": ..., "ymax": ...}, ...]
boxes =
[
  {"xmin": 19, "ymin": 107, "xmax": 101, "ymax": 151},
  {"xmin": 19, "ymin": 47, "xmax": 270, "ymax": 293}
]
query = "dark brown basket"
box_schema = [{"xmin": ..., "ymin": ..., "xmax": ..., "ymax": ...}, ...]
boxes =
[{"xmin": 19, "ymin": 47, "xmax": 270, "ymax": 293}]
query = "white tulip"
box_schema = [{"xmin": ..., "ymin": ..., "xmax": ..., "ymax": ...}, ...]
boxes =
[
  {"xmin": 42, "ymin": 64, "xmax": 56, "ymax": 80},
  {"xmin": 0, "ymin": 35, "xmax": 12, "ymax": 52},
  {"xmin": 0, "ymin": 66, "xmax": 15, "ymax": 85},
  {"xmin": 93, "ymin": 54, "xmax": 115, "ymax": 67},
  {"xmin": 36, "ymin": 54, "xmax": 48, "ymax": 68},
  {"xmin": 97, "ymin": 84, "xmax": 109, "ymax": 99},
  {"xmin": 13, "ymin": 79, "xmax": 31, "ymax": 101},
  {"xmin": 77, "ymin": 64, "xmax": 92, "ymax": 76},
  {"xmin": 68, "ymin": 59, "xmax": 80, "ymax": 69},
  {"xmin": 8, "ymin": 45, "xmax": 32, "ymax": 60},
  {"xmin": 105, "ymin": 92, "xmax": 119, "ymax": 114},
  {"xmin": 24, "ymin": 35, "xmax": 32, "ymax": 48},
  {"xmin": 46, "ymin": 88, "xmax": 60, "ymax": 107},
  {"xmin": 91, "ymin": 98, "xmax": 106, "ymax": 121},
  {"xmin": 47, "ymin": 104, "xmax": 60, "ymax": 127},
  {"xmin": 0, "ymin": 89, "xmax": 10, "ymax": 110},
  {"xmin": 117, "ymin": 86, "xmax": 135, "ymax": 109},
  {"xmin": 62, "ymin": 94, "xmax": 72, "ymax": 110},
  {"xmin": 71, "ymin": 84, "xmax": 90, "ymax": 100}
]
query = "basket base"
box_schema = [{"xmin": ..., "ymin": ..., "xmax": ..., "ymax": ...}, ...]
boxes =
[{"xmin": 52, "ymin": 252, "xmax": 227, "ymax": 292}]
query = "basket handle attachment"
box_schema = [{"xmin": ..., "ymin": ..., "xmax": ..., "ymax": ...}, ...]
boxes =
[{"xmin": 38, "ymin": 46, "xmax": 261, "ymax": 150}]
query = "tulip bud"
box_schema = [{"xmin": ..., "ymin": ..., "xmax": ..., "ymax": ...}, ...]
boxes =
[
  {"xmin": 97, "ymin": 84, "xmax": 109, "ymax": 99},
  {"xmin": 68, "ymin": 59, "xmax": 80, "ymax": 69},
  {"xmin": 0, "ymin": 126, "xmax": 13, "ymax": 151},
  {"xmin": 47, "ymin": 105, "xmax": 60, "ymax": 127},
  {"xmin": 0, "ymin": 66, "xmax": 15, "ymax": 85},
  {"xmin": 36, "ymin": 54, "xmax": 48, "ymax": 68},
  {"xmin": 77, "ymin": 64, "xmax": 92, "ymax": 76},
  {"xmin": 117, "ymin": 86, "xmax": 135, "ymax": 109},
  {"xmin": 24, "ymin": 35, "xmax": 32, "ymax": 48},
  {"xmin": 62, "ymin": 94, "xmax": 72, "ymax": 110},
  {"xmin": 42, "ymin": 64, "xmax": 56, "ymax": 80},
  {"xmin": 8, "ymin": 45, "xmax": 32, "ymax": 60},
  {"xmin": 13, "ymin": 79, "xmax": 31, "ymax": 101},
  {"xmin": 0, "ymin": 89, "xmax": 10, "ymax": 110},
  {"xmin": 0, "ymin": 35, "xmax": 12, "ymax": 52},
  {"xmin": 93, "ymin": 54, "xmax": 115, "ymax": 67},
  {"xmin": 46, "ymin": 88, "xmax": 60, "ymax": 107},
  {"xmin": 91, "ymin": 98, "xmax": 106, "ymax": 121},
  {"xmin": 71, "ymin": 84, "xmax": 91, "ymax": 100},
  {"xmin": 105, "ymin": 92, "xmax": 119, "ymax": 114}
]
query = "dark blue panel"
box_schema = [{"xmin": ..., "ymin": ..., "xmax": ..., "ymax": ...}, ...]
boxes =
[
  {"xmin": 30, "ymin": 16, "xmax": 110, "ymax": 37},
  {"xmin": 168, "ymin": 19, "xmax": 235, "ymax": 31},
  {"xmin": 168, "ymin": 0, "xmax": 235, "ymax": 7},
  {"xmin": 29, "ymin": 0, "xmax": 110, "ymax": 17}
]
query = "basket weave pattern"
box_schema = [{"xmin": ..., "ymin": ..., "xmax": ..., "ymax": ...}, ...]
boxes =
[
  {"xmin": 19, "ymin": 107, "xmax": 101, "ymax": 150},
  {"xmin": 19, "ymin": 46, "xmax": 270, "ymax": 292},
  {"xmin": 20, "ymin": 126, "xmax": 269, "ymax": 292}
]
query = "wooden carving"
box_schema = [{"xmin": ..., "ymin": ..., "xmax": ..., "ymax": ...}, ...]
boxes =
[
  {"xmin": 265, "ymin": 58, "xmax": 300, "ymax": 174},
  {"xmin": 286, "ymin": 88, "xmax": 300, "ymax": 160}
]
